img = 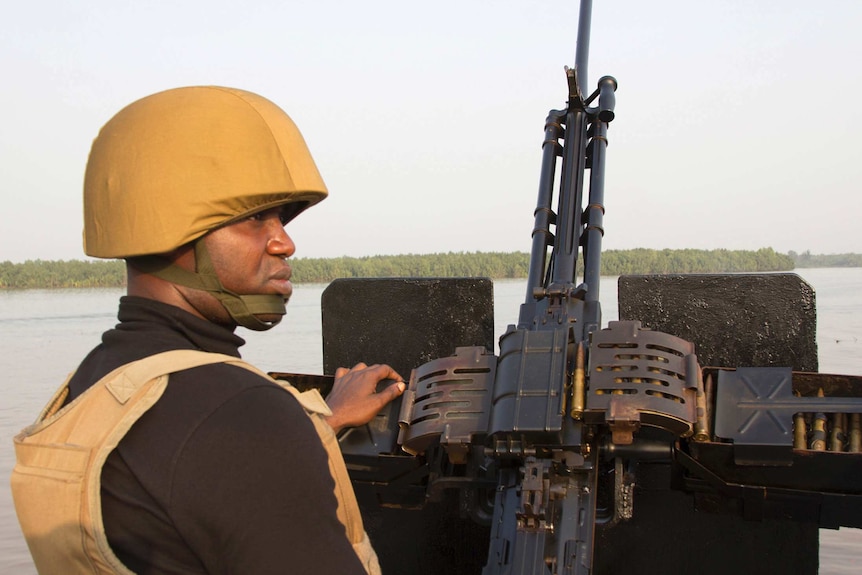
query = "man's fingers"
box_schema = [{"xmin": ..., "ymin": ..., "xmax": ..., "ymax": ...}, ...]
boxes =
[
  {"xmin": 374, "ymin": 364, "xmax": 404, "ymax": 384},
  {"xmin": 386, "ymin": 380, "xmax": 406, "ymax": 398},
  {"xmin": 368, "ymin": 381, "xmax": 405, "ymax": 413},
  {"xmin": 338, "ymin": 363, "xmax": 404, "ymax": 389}
]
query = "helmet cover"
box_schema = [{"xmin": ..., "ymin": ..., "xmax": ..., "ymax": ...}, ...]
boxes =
[{"xmin": 83, "ymin": 86, "xmax": 327, "ymax": 258}]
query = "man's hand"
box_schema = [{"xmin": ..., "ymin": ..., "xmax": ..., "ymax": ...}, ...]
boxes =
[{"xmin": 324, "ymin": 363, "xmax": 405, "ymax": 434}]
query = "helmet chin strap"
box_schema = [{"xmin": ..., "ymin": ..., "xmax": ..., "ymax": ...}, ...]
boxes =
[{"xmin": 132, "ymin": 240, "xmax": 286, "ymax": 331}]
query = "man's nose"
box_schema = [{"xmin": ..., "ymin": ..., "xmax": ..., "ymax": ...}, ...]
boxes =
[{"xmin": 266, "ymin": 223, "xmax": 295, "ymax": 257}]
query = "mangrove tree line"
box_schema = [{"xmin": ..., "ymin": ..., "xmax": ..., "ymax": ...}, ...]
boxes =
[{"xmin": 0, "ymin": 248, "xmax": 803, "ymax": 289}]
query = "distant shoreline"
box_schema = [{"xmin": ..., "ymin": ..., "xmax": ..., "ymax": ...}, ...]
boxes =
[{"xmin": 1, "ymin": 249, "xmax": 857, "ymax": 290}]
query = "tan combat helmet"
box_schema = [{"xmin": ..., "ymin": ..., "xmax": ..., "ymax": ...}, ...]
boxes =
[{"xmin": 83, "ymin": 86, "xmax": 327, "ymax": 330}]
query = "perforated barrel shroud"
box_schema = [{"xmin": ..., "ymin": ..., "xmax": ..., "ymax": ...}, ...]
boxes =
[{"xmin": 586, "ymin": 320, "xmax": 699, "ymax": 443}]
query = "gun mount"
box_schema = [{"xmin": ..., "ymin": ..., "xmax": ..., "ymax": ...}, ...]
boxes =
[
  {"xmin": 297, "ymin": 273, "xmax": 862, "ymax": 575},
  {"xmin": 275, "ymin": 1, "xmax": 862, "ymax": 572}
]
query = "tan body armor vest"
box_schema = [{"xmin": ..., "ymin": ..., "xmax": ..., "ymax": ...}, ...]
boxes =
[{"xmin": 10, "ymin": 350, "xmax": 380, "ymax": 575}]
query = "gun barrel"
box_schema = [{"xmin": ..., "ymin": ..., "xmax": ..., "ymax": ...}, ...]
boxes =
[
  {"xmin": 575, "ymin": 0, "xmax": 594, "ymax": 93},
  {"xmin": 525, "ymin": 111, "xmax": 566, "ymax": 301}
]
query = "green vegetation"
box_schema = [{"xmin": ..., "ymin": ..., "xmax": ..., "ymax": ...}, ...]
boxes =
[
  {"xmin": 601, "ymin": 247, "xmax": 795, "ymax": 275},
  {"xmin": 0, "ymin": 259, "xmax": 126, "ymax": 289},
  {"xmin": 789, "ymin": 251, "xmax": 862, "ymax": 268},
  {"xmin": 289, "ymin": 252, "xmax": 530, "ymax": 283},
  {"xmin": 289, "ymin": 248, "xmax": 796, "ymax": 283},
  {"xmin": 0, "ymin": 248, "xmax": 850, "ymax": 290}
]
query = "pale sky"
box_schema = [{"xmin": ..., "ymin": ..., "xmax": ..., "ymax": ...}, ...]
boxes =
[{"xmin": 2, "ymin": 0, "xmax": 860, "ymax": 263}]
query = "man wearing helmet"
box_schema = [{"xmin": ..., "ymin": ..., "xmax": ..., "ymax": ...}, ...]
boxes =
[{"xmin": 12, "ymin": 86, "xmax": 403, "ymax": 574}]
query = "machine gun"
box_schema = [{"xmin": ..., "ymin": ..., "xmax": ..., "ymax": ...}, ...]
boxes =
[{"xmin": 275, "ymin": 1, "xmax": 862, "ymax": 572}]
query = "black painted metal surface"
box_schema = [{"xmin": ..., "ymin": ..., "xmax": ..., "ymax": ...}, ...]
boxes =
[{"xmin": 618, "ymin": 273, "xmax": 818, "ymax": 371}]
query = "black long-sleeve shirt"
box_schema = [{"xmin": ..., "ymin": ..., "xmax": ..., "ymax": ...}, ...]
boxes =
[{"xmin": 66, "ymin": 296, "xmax": 365, "ymax": 575}]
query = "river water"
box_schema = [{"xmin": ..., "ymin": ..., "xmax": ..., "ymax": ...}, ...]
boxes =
[{"xmin": 2, "ymin": 270, "xmax": 860, "ymax": 573}]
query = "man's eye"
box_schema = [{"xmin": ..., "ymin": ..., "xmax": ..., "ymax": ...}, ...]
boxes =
[{"xmin": 278, "ymin": 203, "xmax": 305, "ymax": 225}]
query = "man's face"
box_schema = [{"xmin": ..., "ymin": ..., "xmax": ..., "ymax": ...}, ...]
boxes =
[{"xmin": 176, "ymin": 205, "xmax": 297, "ymax": 326}]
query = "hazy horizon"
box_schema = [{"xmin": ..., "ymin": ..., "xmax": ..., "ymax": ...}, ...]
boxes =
[{"xmin": 3, "ymin": 246, "xmax": 858, "ymax": 266}]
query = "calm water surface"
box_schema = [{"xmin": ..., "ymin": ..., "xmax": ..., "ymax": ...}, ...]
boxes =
[{"xmin": 2, "ymin": 271, "xmax": 860, "ymax": 573}]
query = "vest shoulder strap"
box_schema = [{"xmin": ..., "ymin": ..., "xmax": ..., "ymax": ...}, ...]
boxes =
[{"xmin": 108, "ymin": 349, "xmax": 333, "ymax": 415}]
